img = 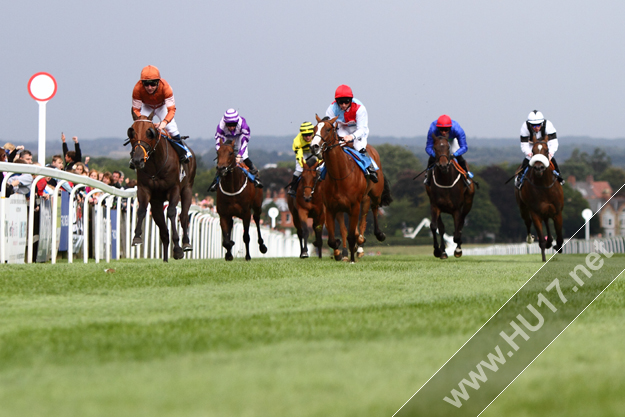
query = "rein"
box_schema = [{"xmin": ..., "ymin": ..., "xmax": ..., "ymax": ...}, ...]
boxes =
[
  {"xmin": 217, "ymin": 146, "xmax": 248, "ymax": 196},
  {"xmin": 130, "ymin": 120, "xmax": 170, "ymax": 180},
  {"xmin": 432, "ymin": 171, "xmax": 462, "ymax": 188},
  {"xmin": 316, "ymin": 124, "xmax": 356, "ymax": 181}
]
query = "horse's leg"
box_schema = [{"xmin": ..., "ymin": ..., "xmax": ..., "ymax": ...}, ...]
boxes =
[
  {"xmin": 358, "ymin": 195, "xmax": 371, "ymax": 246},
  {"xmin": 166, "ymin": 195, "xmax": 184, "ymax": 260},
  {"xmin": 253, "ymin": 197, "xmax": 267, "ymax": 254},
  {"xmin": 543, "ymin": 218, "xmax": 553, "ymax": 249},
  {"xmin": 133, "ymin": 190, "xmax": 149, "ymax": 246},
  {"xmin": 553, "ymin": 212, "xmax": 564, "ymax": 253},
  {"xmin": 517, "ymin": 195, "xmax": 534, "ymax": 244},
  {"xmin": 179, "ymin": 185, "xmax": 193, "ymax": 251},
  {"xmin": 220, "ymin": 216, "xmax": 234, "ymax": 261},
  {"xmin": 296, "ymin": 207, "xmax": 309, "ymax": 258},
  {"xmin": 430, "ymin": 205, "xmax": 442, "ymax": 258},
  {"xmin": 313, "ymin": 206, "xmax": 325, "ymax": 259},
  {"xmin": 150, "ymin": 200, "xmax": 170, "ymax": 262},
  {"xmin": 338, "ymin": 213, "xmax": 349, "ymax": 261},
  {"xmin": 531, "ymin": 212, "xmax": 546, "ymax": 262},
  {"xmin": 325, "ymin": 209, "xmax": 341, "ymax": 261},
  {"xmin": 437, "ymin": 212, "xmax": 448, "ymax": 260},
  {"xmin": 347, "ymin": 204, "xmax": 360, "ymax": 263},
  {"xmin": 452, "ymin": 210, "xmax": 464, "ymax": 258},
  {"xmin": 242, "ymin": 212, "xmax": 252, "ymax": 261}
]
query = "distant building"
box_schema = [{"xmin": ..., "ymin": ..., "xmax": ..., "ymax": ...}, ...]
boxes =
[{"xmin": 568, "ymin": 175, "xmax": 623, "ymax": 236}]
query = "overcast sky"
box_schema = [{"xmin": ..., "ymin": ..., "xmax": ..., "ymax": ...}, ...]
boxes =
[{"xmin": 2, "ymin": 0, "xmax": 624, "ymax": 152}]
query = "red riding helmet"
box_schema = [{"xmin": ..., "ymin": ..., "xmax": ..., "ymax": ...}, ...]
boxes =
[
  {"xmin": 436, "ymin": 115, "xmax": 452, "ymax": 128},
  {"xmin": 335, "ymin": 84, "xmax": 353, "ymax": 99}
]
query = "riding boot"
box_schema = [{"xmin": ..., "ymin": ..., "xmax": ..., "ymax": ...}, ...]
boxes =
[
  {"xmin": 551, "ymin": 157, "xmax": 565, "ymax": 184},
  {"xmin": 515, "ymin": 158, "xmax": 530, "ymax": 190},
  {"xmin": 244, "ymin": 158, "xmax": 264, "ymax": 188},
  {"xmin": 171, "ymin": 135, "xmax": 190, "ymax": 163},
  {"xmin": 456, "ymin": 156, "xmax": 472, "ymax": 186},
  {"xmin": 359, "ymin": 149, "xmax": 378, "ymax": 183},
  {"xmin": 287, "ymin": 175, "xmax": 299, "ymax": 197},
  {"xmin": 207, "ymin": 175, "xmax": 219, "ymax": 192}
]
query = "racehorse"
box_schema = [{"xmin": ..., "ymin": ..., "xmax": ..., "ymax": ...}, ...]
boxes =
[
  {"xmin": 515, "ymin": 139, "xmax": 564, "ymax": 262},
  {"xmin": 425, "ymin": 134, "xmax": 475, "ymax": 259},
  {"xmin": 215, "ymin": 138, "xmax": 267, "ymax": 261},
  {"xmin": 127, "ymin": 112, "xmax": 197, "ymax": 262},
  {"xmin": 311, "ymin": 116, "xmax": 393, "ymax": 263},
  {"xmin": 287, "ymin": 159, "xmax": 325, "ymax": 258}
]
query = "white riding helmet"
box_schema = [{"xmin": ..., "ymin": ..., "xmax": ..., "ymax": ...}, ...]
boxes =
[{"xmin": 527, "ymin": 110, "xmax": 545, "ymax": 125}]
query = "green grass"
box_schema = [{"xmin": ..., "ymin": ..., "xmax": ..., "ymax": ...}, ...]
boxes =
[{"xmin": 0, "ymin": 254, "xmax": 623, "ymax": 417}]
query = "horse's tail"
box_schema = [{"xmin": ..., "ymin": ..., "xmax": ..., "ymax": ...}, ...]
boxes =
[{"xmin": 380, "ymin": 176, "xmax": 393, "ymax": 207}]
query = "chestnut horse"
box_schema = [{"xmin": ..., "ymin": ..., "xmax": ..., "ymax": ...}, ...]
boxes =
[
  {"xmin": 127, "ymin": 112, "xmax": 197, "ymax": 262},
  {"xmin": 515, "ymin": 139, "xmax": 564, "ymax": 262},
  {"xmin": 425, "ymin": 134, "xmax": 475, "ymax": 259},
  {"xmin": 311, "ymin": 116, "xmax": 393, "ymax": 263},
  {"xmin": 215, "ymin": 139, "xmax": 267, "ymax": 261},
  {"xmin": 287, "ymin": 159, "xmax": 326, "ymax": 258}
]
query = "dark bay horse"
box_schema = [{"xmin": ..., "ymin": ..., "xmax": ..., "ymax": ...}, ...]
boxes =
[
  {"xmin": 425, "ymin": 134, "xmax": 475, "ymax": 259},
  {"xmin": 287, "ymin": 160, "xmax": 325, "ymax": 258},
  {"xmin": 215, "ymin": 139, "xmax": 267, "ymax": 261},
  {"xmin": 128, "ymin": 112, "xmax": 197, "ymax": 262},
  {"xmin": 311, "ymin": 116, "xmax": 392, "ymax": 263},
  {"xmin": 515, "ymin": 139, "xmax": 564, "ymax": 262}
]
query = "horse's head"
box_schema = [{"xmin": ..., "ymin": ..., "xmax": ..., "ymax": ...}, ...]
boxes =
[
  {"xmin": 300, "ymin": 158, "xmax": 321, "ymax": 203},
  {"xmin": 216, "ymin": 138, "xmax": 237, "ymax": 177},
  {"xmin": 529, "ymin": 140, "xmax": 550, "ymax": 177},
  {"xmin": 128, "ymin": 110, "xmax": 159, "ymax": 170},
  {"xmin": 432, "ymin": 134, "xmax": 452, "ymax": 172},
  {"xmin": 310, "ymin": 115, "xmax": 339, "ymax": 158}
]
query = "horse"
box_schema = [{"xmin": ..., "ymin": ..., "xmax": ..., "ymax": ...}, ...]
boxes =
[
  {"xmin": 127, "ymin": 112, "xmax": 197, "ymax": 262},
  {"xmin": 425, "ymin": 134, "xmax": 475, "ymax": 259},
  {"xmin": 515, "ymin": 139, "xmax": 564, "ymax": 262},
  {"xmin": 287, "ymin": 159, "xmax": 325, "ymax": 258},
  {"xmin": 310, "ymin": 115, "xmax": 393, "ymax": 263},
  {"xmin": 215, "ymin": 138, "xmax": 267, "ymax": 261}
]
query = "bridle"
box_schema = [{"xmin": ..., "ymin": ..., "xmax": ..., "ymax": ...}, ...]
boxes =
[
  {"xmin": 311, "ymin": 121, "xmax": 356, "ymax": 181},
  {"xmin": 126, "ymin": 119, "xmax": 166, "ymax": 165},
  {"xmin": 216, "ymin": 141, "xmax": 238, "ymax": 177}
]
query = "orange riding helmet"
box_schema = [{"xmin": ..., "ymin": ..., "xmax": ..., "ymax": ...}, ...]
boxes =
[{"xmin": 140, "ymin": 65, "xmax": 161, "ymax": 81}]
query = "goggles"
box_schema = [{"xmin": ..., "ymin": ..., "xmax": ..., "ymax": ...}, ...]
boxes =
[
  {"xmin": 142, "ymin": 80, "xmax": 159, "ymax": 87},
  {"xmin": 336, "ymin": 98, "xmax": 352, "ymax": 105}
]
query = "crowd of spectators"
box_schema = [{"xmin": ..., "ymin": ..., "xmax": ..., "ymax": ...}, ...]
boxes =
[{"xmin": 2, "ymin": 134, "xmax": 134, "ymax": 201}]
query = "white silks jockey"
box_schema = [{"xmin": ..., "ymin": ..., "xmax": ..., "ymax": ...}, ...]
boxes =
[
  {"xmin": 515, "ymin": 110, "xmax": 563, "ymax": 189},
  {"xmin": 324, "ymin": 84, "xmax": 379, "ymax": 183}
]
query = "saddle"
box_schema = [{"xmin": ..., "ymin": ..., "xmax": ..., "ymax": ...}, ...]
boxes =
[{"xmin": 342, "ymin": 147, "xmax": 373, "ymax": 174}]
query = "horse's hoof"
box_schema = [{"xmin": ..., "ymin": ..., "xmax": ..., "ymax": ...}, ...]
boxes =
[
  {"xmin": 375, "ymin": 232, "xmax": 386, "ymax": 242},
  {"xmin": 357, "ymin": 247, "xmax": 365, "ymax": 258},
  {"xmin": 454, "ymin": 248, "xmax": 462, "ymax": 258},
  {"xmin": 173, "ymin": 248, "xmax": 184, "ymax": 260},
  {"xmin": 440, "ymin": 252, "xmax": 449, "ymax": 259},
  {"xmin": 245, "ymin": 255, "xmax": 251, "ymax": 261},
  {"xmin": 357, "ymin": 235, "xmax": 366, "ymax": 245},
  {"xmin": 259, "ymin": 243, "xmax": 267, "ymax": 254},
  {"xmin": 300, "ymin": 252, "xmax": 309, "ymax": 259},
  {"xmin": 225, "ymin": 252, "xmax": 234, "ymax": 261},
  {"xmin": 342, "ymin": 257, "xmax": 350, "ymax": 262},
  {"xmin": 132, "ymin": 237, "xmax": 142, "ymax": 246},
  {"xmin": 333, "ymin": 249, "xmax": 342, "ymax": 261},
  {"xmin": 434, "ymin": 248, "xmax": 442, "ymax": 258},
  {"xmin": 527, "ymin": 235, "xmax": 535, "ymax": 244},
  {"xmin": 182, "ymin": 243, "xmax": 192, "ymax": 252}
]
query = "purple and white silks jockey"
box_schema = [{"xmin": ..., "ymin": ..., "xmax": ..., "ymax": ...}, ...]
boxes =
[{"xmin": 215, "ymin": 117, "xmax": 251, "ymax": 160}]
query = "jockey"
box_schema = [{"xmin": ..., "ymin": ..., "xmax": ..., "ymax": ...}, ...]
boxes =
[
  {"xmin": 287, "ymin": 121, "xmax": 318, "ymax": 197},
  {"xmin": 131, "ymin": 65, "xmax": 191, "ymax": 166},
  {"xmin": 425, "ymin": 115, "xmax": 473, "ymax": 187},
  {"xmin": 207, "ymin": 109, "xmax": 263, "ymax": 192},
  {"xmin": 515, "ymin": 110, "xmax": 564, "ymax": 189},
  {"xmin": 325, "ymin": 84, "xmax": 378, "ymax": 183}
]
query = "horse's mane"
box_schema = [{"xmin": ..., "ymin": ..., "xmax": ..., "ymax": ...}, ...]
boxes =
[{"xmin": 321, "ymin": 116, "xmax": 330, "ymax": 121}]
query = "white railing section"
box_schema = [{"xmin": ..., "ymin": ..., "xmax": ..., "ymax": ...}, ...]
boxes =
[
  {"xmin": 463, "ymin": 236, "xmax": 625, "ymax": 256},
  {"xmin": 0, "ymin": 162, "xmax": 303, "ymax": 263}
]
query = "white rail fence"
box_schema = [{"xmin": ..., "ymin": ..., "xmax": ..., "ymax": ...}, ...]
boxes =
[
  {"xmin": 1, "ymin": 162, "xmax": 301, "ymax": 264},
  {"xmin": 463, "ymin": 236, "xmax": 625, "ymax": 256}
]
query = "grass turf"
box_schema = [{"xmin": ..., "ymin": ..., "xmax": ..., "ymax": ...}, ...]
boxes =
[{"xmin": 0, "ymin": 254, "xmax": 623, "ymax": 416}]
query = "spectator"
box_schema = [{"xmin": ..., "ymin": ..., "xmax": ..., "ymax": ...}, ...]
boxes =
[
  {"xmin": 4, "ymin": 143, "xmax": 24, "ymax": 162},
  {"xmin": 73, "ymin": 162, "xmax": 87, "ymax": 176},
  {"xmin": 8, "ymin": 159, "xmax": 33, "ymax": 196},
  {"xmin": 84, "ymin": 156, "xmax": 90, "ymax": 169},
  {"xmin": 51, "ymin": 155, "xmax": 64, "ymax": 170},
  {"xmin": 20, "ymin": 150, "xmax": 33, "ymax": 164},
  {"xmin": 111, "ymin": 171, "xmax": 123, "ymax": 189},
  {"xmin": 126, "ymin": 179, "xmax": 137, "ymax": 188},
  {"xmin": 62, "ymin": 133, "xmax": 82, "ymax": 171},
  {"xmin": 101, "ymin": 172, "xmax": 113, "ymax": 185}
]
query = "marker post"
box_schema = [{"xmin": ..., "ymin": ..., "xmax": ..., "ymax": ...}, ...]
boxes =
[{"xmin": 27, "ymin": 72, "xmax": 57, "ymax": 165}]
